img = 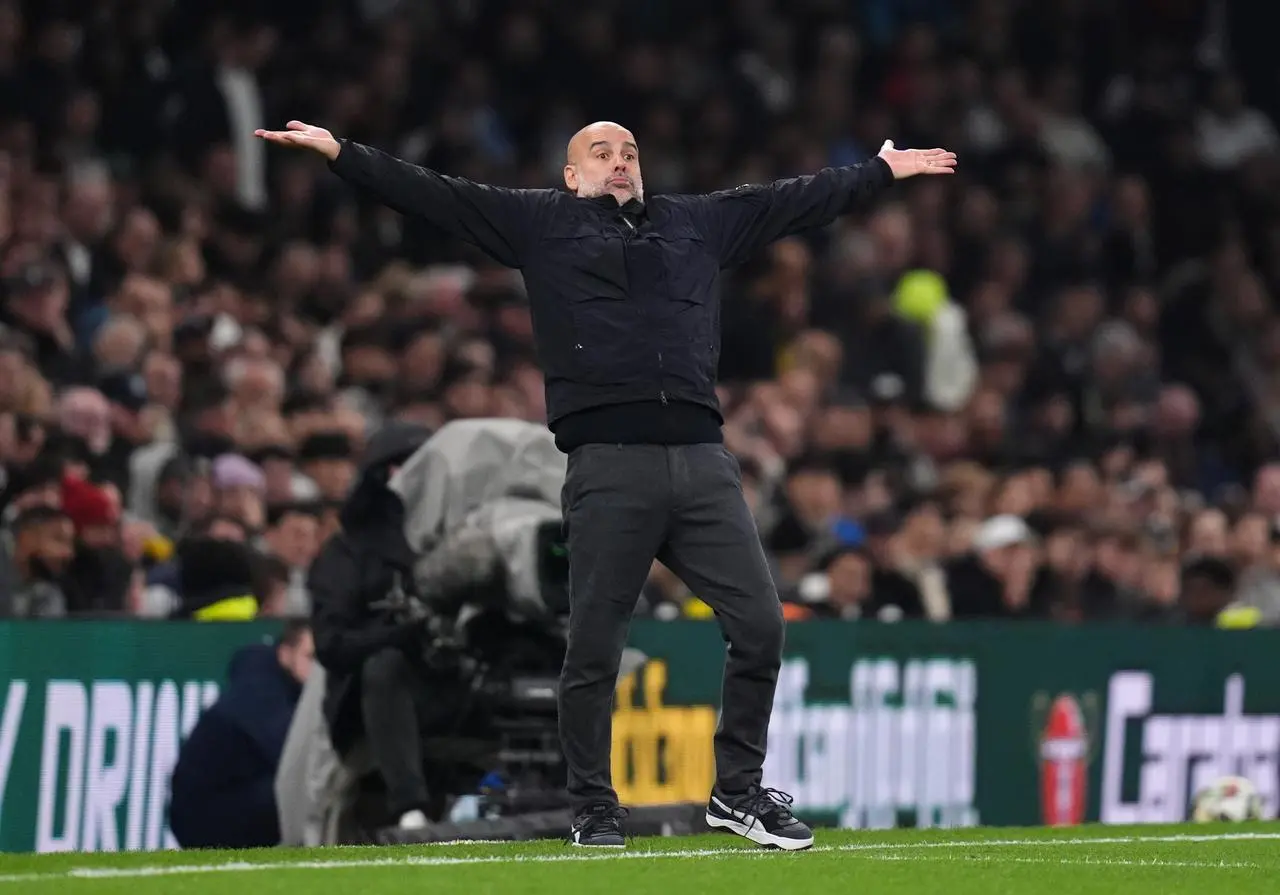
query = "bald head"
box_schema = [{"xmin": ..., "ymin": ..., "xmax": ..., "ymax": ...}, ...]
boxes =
[
  {"xmin": 566, "ymin": 122, "xmax": 635, "ymax": 163},
  {"xmin": 564, "ymin": 121, "xmax": 644, "ymax": 203}
]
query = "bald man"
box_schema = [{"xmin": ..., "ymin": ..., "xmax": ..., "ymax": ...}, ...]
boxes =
[{"xmin": 258, "ymin": 118, "xmax": 955, "ymax": 849}]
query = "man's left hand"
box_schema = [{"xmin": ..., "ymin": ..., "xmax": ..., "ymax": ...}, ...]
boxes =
[{"xmin": 878, "ymin": 141, "xmax": 957, "ymax": 179}]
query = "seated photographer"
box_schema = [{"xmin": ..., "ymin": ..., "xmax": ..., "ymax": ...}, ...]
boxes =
[
  {"xmin": 309, "ymin": 421, "xmax": 468, "ymax": 832},
  {"xmin": 168, "ymin": 620, "xmax": 314, "ymax": 849}
]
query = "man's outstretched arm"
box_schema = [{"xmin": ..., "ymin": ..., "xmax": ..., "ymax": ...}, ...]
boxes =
[
  {"xmin": 256, "ymin": 121, "xmax": 549, "ymax": 268},
  {"xmin": 700, "ymin": 140, "xmax": 957, "ymax": 268}
]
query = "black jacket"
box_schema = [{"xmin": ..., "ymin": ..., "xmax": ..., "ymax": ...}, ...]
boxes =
[
  {"xmin": 168, "ymin": 645, "xmax": 301, "ymax": 849},
  {"xmin": 946, "ymin": 554, "xmax": 1056, "ymax": 620},
  {"xmin": 329, "ymin": 142, "xmax": 895, "ymax": 450},
  {"xmin": 308, "ymin": 421, "xmax": 430, "ymax": 754}
]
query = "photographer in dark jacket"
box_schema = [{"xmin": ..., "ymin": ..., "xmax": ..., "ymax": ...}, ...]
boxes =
[
  {"xmin": 308, "ymin": 420, "xmax": 458, "ymax": 832},
  {"xmin": 169, "ymin": 620, "xmax": 314, "ymax": 849}
]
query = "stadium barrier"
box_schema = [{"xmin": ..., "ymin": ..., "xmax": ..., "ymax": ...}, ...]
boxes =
[{"xmin": 0, "ymin": 620, "xmax": 1277, "ymax": 852}]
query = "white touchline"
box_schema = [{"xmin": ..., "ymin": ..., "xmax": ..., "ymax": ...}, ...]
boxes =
[
  {"xmin": 833, "ymin": 832, "xmax": 1280, "ymax": 852},
  {"xmin": 862, "ymin": 854, "xmax": 1260, "ymax": 869},
  {"xmin": 0, "ymin": 831, "xmax": 1276, "ymax": 885}
]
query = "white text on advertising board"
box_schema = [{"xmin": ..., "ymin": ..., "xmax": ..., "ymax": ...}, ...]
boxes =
[
  {"xmin": 765, "ymin": 657, "xmax": 979, "ymax": 829},
  {"xmin": 0, "ymin": 678, "xmax": 218, "ymax": 852},
  {"xmin": 1101, "ymin": 671, "xmax": 1280, "ymax": 823},
  {"xmin": 614, "ymin": 656, "xmax": 978, "ymax": 829}
]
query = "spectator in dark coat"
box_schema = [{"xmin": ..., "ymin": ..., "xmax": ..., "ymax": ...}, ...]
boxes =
[
  {"xmin": 173, "ymin": 535, "xmax": 259, "ymax": 620},
  {"xmin": 947, "ymin": 515, "xmax": 1045, "ymax": 619},
  {"xmin": 168, "ymin": 620, "xmax": 314, "ymax": 850}
]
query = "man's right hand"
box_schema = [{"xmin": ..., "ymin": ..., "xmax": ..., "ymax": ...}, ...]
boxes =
[{"xmin": 254, "ymin": 120, "xmax": 341, "ymax": 161}]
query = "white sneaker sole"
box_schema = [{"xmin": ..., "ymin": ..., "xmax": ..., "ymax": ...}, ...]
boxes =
[
  {"xmin": 705, "ymin": 812, "xmax": 814, "ymax": 851},
  {"xmin": 570, "ymin": 831, "xmax": 626, "ymax": 848}
]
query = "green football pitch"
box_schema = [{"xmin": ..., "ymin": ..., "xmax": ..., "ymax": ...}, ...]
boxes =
[{"xmin": 1, "ymin": 824, "xmax": 1277, "ymax": 895}]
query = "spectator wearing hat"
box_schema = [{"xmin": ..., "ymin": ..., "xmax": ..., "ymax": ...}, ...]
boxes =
[
  {"xmin": 818, "ymin": 239, "xmax": 926, "ymax": 405},
  {"xmin": 139, "ymin": 511, "xmax": 251, "ymax": 616},
  {"xmin": 60, "ymin": 474, "xmax": 136, "ymax": 614},
  {"xmin": 892, "ymin": 269, "xmax": 978, "ymax": 414},
  {"xmin": 61, "ymin": 474, "xmax": 121, "ymax": 549},
  {"xmin": 174, "ymin": 535, "xmax": 260, "ymax": 622},
  {"xmin": 1178, "ymin": 556, "xmax": 1241, "ymax": 627},
  {"xmin": 946, "ymin": 514, "xmax": 1042, "ymax": 619},
  {"xmin": 211, "ymin": 453, "xmax": 267, "ymax": 535}
]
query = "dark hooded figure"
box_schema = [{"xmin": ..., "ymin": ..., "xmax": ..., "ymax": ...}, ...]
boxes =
[{"xmin": 308, "ymin": 420, "xmax": 472, "ymax": 831}]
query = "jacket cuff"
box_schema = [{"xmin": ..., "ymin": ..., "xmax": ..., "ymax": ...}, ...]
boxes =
[
  {"xmin": 870, "ymin": 155, "xmax": 894, "ymax": 186},
  {"xmin": 328, "ymin": 138, "xmax": 353, "ymax": 174}
]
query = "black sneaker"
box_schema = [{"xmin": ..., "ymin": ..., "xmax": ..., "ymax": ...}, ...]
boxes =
[
  {"xmin": 706, "ymin": 787, "xmax": 814, "ymax": 851},
  {"xmin": 569, "ymin": 803, "xmax": 628, "ymax": 847}
]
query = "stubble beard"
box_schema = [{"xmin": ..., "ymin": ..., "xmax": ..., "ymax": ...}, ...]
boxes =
[{"xmin": 580, "ymin": 177, "xmax": 643, "ymax": 203}]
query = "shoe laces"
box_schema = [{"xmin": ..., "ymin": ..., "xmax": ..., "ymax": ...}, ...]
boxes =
[
  {"xmin": 737, "ymin": 787, "xmax": 797, "ymax": 825},
  {"xmin": 581, "ymin": 803, "xmax": 629, "ymax": 833}
]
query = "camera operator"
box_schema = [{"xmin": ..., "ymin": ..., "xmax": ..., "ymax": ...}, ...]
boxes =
[{"xmin": 308, "ymin": 421, "xmax": 459, "ymax": 832}]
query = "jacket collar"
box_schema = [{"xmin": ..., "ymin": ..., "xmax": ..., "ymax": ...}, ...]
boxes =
[{"xmin": 587, "ymin": 193, "xmax": 646, "ymax": 216}]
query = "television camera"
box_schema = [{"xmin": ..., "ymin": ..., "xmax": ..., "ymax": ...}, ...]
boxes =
[{"xmin": 277, "ymin": 420, "xmax": 667, "ymax": 845}]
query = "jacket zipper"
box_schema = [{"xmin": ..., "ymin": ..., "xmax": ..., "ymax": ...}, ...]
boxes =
[
  {"xmin": 621, "ymin": 211, "xmax": 667, "ymax": 406},
  {"xmin": 658, "ymin": 352, "xmax": 667, "ymax": 404}
]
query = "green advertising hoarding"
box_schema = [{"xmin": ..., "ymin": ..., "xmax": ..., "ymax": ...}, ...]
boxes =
[
  {"xmin": 0, "ymin": 621, "xmax": 282, "ymax": 854},
  {"xmin": 0, "ymin": 620, "xmax": 1278, "ymax": 853},
  {"xmin": 616, "ymin": 622, "xmax": 1280, "ymax": 829}
]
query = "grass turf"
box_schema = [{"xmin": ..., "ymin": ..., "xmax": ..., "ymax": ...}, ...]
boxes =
[{"xmin": 1, "ymin": 823, "xmax": 1278, "ymax": 895}]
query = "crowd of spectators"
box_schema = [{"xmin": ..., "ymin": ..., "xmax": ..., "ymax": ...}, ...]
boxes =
[{"xmin": 2, "ymin": 0, "xmax": 1280, "ymax": 628}]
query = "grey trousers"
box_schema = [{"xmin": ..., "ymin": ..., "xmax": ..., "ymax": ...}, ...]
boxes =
[{"xmin": 557, "ymin": 443, "xmax": 784, "ymax": 811}]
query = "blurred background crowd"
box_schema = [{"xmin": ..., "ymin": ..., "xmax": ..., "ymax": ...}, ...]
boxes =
[{"xmin": 2, "ymin": 0, "xmax": 1279, "ymax": 628}]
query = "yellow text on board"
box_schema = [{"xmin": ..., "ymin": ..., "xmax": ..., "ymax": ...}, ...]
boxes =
[{"xmin": 611, "ymin": 660, "xmax": 717, "ymax": 804}]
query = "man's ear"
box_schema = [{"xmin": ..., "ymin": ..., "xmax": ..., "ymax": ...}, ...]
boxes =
[{"xmin": 563, "ymin": 164, "xmax": 577, "ymax": 191}]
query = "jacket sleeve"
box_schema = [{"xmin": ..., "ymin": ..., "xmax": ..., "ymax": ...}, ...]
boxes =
[
  {"xmin": 307, "ymin": 539, "xmax": 420, "ymax": 674},
  {"xmin": 698, "ymin": 157, "xmax": 895, "ymax": 268},
  {"xmin": 328, "ymin": 139, "xmax": 552, "ymax": 268}
]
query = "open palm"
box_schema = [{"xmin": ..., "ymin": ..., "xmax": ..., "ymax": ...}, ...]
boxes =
[
  {"xmin": 877, "ymin": 140, "xmax": 957, "ymax": 179},
  {"xmin": 254, "ymin": 121, "xmax": 341, "ymax": 161}
]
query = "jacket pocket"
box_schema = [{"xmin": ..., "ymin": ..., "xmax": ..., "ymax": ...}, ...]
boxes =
[
  {"xmin": 567, "ymin": 293, "xmax": 644, "ymax": 386},
  {"xmin": 661, "ymin": 231, "xmax": 715, "ymax": 345}
]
